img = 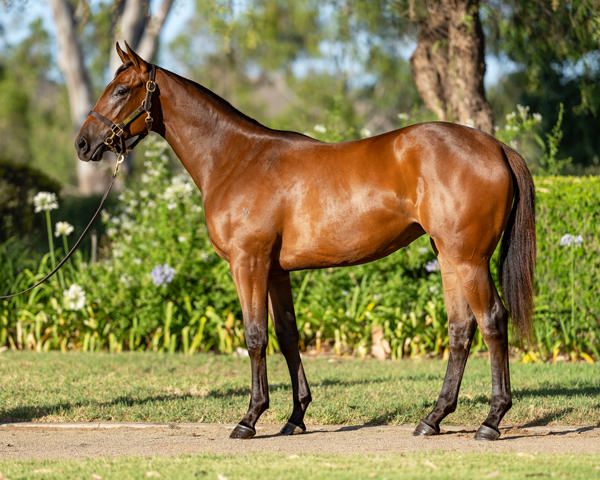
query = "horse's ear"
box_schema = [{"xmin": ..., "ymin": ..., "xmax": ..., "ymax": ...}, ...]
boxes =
[
  {"xmin": 124, "ymin": 41, "xmax": 149, "ymax": 73},
  {"xmin": 116, "ymin": 42, "xmax": 129, "ymax": 64}
]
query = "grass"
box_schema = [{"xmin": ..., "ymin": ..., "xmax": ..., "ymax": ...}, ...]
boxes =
[
  {"xmin": 1, "ymin": 352, "xmax": 599, "ymax": 479},
  {"xmin": 2, "ymin": 452, "xmax": 600, "ymax": 480},
  {"xmin": 0, "ymin": 351, "xmax": 598, "ymax": 427}
]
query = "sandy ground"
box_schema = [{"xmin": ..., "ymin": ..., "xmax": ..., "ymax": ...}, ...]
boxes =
[{"xmin": 1, "ymin": 423, "xmax": 599, "ymax": 459}]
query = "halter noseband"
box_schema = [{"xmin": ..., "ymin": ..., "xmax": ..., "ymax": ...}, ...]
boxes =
[{"xmin": 89, "ymin": 64, "xmax": 157, "ymax": 157}]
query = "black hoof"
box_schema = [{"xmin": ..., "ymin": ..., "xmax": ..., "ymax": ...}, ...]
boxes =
[
  {"xmin": 413, "ymin": 421, "xmax": 440, "ymax": 436},
  {"xmin": 280, "ymin": 422, "xmax": 306, "ymax": 435},
  {"xmin": 230, "ymin": 423, "xmax": 256, "ymax": 439},
  {"xmin": 474, "ymin": 424, "xmax": 500, "ymax": 441}
]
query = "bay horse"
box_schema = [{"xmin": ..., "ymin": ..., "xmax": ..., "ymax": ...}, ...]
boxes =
[{"xmin": 75, "ymin": 43, "xmax": 536, "ymax": 441}]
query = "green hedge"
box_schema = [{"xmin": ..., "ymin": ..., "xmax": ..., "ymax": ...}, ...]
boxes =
[{"xmin": 1, "ymin": 139, "xmax": 598, "ymax": 361}]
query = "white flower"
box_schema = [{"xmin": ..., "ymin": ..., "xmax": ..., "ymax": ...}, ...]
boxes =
[
  {"xmin": 54, "ymin": 221, "xmax": 74, "ymax": 237},
  {"xmin": 533, "ymin": 113, "xmax": 542, "ymax": 123},
  {"xmin": 33, "ymin": 192, "xmax": 58, "ymax": 213},
  {"xmin": 398, "ymin": 113, "xmax": 409, "ymax": 121},
  {"xmin": 517, "ymin": 104, "xmax": 530, "ymax": 119},
  {"xmin": 360, "ymin": 128, "xmax": 372, "ymax": 138},
  {"xmin": 64, "ymin": 284, "xmax": 86, "ymax": 311},
  {"xmin": 313, "ymin": 124, "xmax": 327, "ymax": 134}
]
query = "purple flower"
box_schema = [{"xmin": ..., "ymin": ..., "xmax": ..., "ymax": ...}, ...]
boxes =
[
  {"xmin": 425, "ymin": 259, "xmax": 440, "ymax": 273},
  {"xmin": 560, "ymin": 234, "xmax": 583, "ymax": 247},
  {"xmin": 151, "ymin": 264, "xmax": 176, "ymax": 287}
]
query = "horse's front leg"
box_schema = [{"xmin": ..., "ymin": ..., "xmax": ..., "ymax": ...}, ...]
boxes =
[
  {"xmin": 229, "ymin": 254, "xmax": 270, "ymax": 439},
  {"xmin": 268, "ymin": 270, "xmax": 312, "ymax": 435}
]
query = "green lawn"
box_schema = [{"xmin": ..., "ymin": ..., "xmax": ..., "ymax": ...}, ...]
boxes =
[
  {"xmin": 1, "ymin": 352, "xmax": 599, "ymax": 479},
  {"xmin": 0, "ymin": 351, "xmax": 598, "ymax": 426},
  {"xmin": 2, "ymin": 452, "xmax": 600, "ymax": 480}
]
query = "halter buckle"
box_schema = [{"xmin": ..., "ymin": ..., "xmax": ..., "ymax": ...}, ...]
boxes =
[{"xmin": 111, "ymin": 124, "xmax": 124, "ymax": 137}]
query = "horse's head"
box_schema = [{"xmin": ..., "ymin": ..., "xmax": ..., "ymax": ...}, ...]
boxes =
[{"xmin": 75, "ymin": 42, "xmax": 157, "ymax": 162}]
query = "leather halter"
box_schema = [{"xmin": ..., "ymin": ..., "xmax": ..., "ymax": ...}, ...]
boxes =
[{"xmin": 89, "ymin": 64, "xmax": 157, "ymax": 156}]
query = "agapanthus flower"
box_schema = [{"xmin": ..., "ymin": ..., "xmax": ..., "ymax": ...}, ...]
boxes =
[
  {"xmin": 560, "ymin": 234, "xmax": 583, "ymax": 247},
  {"xmin": 425, "ymin": 259, "xmax": 440, "ymax": 273},
  {"xmin": 64, "ymin": 284, "xmax": 86, "ymax": 311},
  {"xmin": 33, "ymin": 192, "xmax": 58, "ymax": 213},
  {"xmin": 151, "ymin": 264, "xmax": 176, "ymax": 287},
  {"xmin": 55, "ymin": 221, "xmax": 74, "ymax": 237}
]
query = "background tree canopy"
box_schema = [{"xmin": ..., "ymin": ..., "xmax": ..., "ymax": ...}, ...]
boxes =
[{"xmin": 0, "ymin": 0, "xmax": 598, "ymax": 191}]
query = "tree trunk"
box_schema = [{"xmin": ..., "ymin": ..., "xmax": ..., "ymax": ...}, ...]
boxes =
[
  {"xmin": 410, "ymin": 0, "xmax": 494, "ymax": 133},
  {"xmin": 49, "ymin": 0, "xmax": 173, "ymax": 194},
  {"xmin": 48, "ymin": 0, "xmax": 103, "ymax": 195}
]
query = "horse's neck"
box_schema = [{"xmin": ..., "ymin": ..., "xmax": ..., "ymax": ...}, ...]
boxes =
[{"xmin": 157, "ymin": 68, "xmax": 270, "ymax": 196}]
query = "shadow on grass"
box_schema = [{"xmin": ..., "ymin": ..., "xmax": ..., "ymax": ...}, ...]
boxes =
[
  {"xmin": 2, "ymin": 378, "xmax": 598, "ymax": 429},
  {"xmin": 0, "ymin": 393, "xmax": 195, "ymax": 424}
]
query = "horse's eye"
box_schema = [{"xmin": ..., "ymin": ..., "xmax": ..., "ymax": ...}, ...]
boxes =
[{"xmin": 114, "ymin": 86, "xmax": 128, "ymax": 98}]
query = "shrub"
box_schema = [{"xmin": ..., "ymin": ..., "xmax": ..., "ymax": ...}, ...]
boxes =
[{"xmin": 0, "ymin": 158, "xmax": 61, "ymax": 243}]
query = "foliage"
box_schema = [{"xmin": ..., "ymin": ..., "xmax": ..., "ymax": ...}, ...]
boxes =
[
  {"xmin": 533, "ymin": 176, "xmax": 600, "ymax": 362},
  {"xmin": 0, "ymin": 159, "xmax": 61, "ymax": 242},
  {"xmin": 485, "ymin": 0, "xmax": 600, "ymax": 172},
  {"xmin": 0, "ymin": 18, "xmax": 75, "ymax": 183}
]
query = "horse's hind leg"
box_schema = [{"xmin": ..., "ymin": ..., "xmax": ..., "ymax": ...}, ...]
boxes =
[
  {"xmin": 268, "ymin": 270, "xmax": 312, "ymax": 435},
  {"xmin": 414, "ymin": 255, "xmax": 477, "ymax": 436},
  {"xmin": 448, "ymin": 259, "xmax": 511, "ymax": 440},
  {"xmin": 465, "ymin": 265, "xmax": 512, "ymax": 440}
]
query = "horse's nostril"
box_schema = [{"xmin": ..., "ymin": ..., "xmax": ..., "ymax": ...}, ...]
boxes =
[{"xmin": 76, "ymin": 136, "xmax": 89, "ymax": 154}]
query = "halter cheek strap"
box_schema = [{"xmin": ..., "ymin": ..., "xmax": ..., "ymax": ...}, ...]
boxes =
[{"xmin": 89, "ymin": 64, "xmax": 157, "ymax": 156}]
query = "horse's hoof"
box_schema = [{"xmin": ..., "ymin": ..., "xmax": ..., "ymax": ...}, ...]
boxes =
[
  {"xmin": 413, "ymin": 421, "xmax": 440, "ymax": 436},
  {"xmin": 229, "ymin": 423, "xmax": 256, "ymax": 439},
  {"xmin": 474, "ymin": 424, "xmax": 500, "ymax": 441},
  {"xmin": 280, "ymin": 422, "xmax": 306, "ymax": 435}
]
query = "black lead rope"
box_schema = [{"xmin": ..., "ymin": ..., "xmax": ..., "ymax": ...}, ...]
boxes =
[{"xmin": 0, "ymin": 156, "xmax": 124, "ymax": 300}]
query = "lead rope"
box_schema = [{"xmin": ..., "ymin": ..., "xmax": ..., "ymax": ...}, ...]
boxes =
[{"xmin": 0, "ymin": 154, "xmax": 125, "ymax": 300}]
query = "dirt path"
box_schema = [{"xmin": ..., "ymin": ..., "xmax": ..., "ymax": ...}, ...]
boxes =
[{"xmin": 1, "ymin": 423, "xmax": 599, "ymax": 459}]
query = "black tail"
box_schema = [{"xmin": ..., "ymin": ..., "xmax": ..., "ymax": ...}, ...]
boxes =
[{"xmin": 499, "ymin": 146, "xmax": 536, "ymax": 342}]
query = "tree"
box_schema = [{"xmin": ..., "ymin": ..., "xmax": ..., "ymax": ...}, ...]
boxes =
[
  {"xmin": 485, "ymin": 0, "xmax": 600, "ymax": 171},
  {"xmin": 409, "ymin": 0, "xmax": 494, "ymax": 132},
  {"xmin": 189, "ymin": 0, "xmax": 493, "ymax": 134},
  {"xmin": 48, "ymin": 0, "xmax": 174, "ymax": 194},
  {"xmin": 170, "ymin": 0, "xmax": 425, "ymax": 139},
  {"xmin": 0, "ymin": 18, "xmax": 74, "ymax": 181}
]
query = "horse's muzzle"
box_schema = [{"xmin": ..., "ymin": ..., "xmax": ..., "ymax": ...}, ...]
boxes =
[{"xmin": 75, "ymin": 133, "xmax": 105, "ymax": 162}]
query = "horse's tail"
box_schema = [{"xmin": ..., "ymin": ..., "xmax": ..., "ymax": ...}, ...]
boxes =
[{"xmin": 499, "ymin": 145, "xmax": 536, "ymax": 342}]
